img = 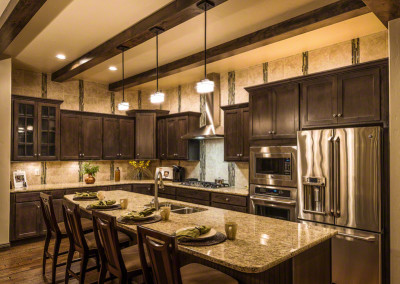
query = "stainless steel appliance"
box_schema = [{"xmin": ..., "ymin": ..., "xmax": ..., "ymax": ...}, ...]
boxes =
[
  {"xmin": 249, "ymin": 184, "xmax": 297, "ymax": 221},
  {"xmin": 250, "ymin": 146, "xmax": 297, "ymax": 187},
  {"xmin": 297, "ymin": 126, "xmax": 382, "ymax": 284}
]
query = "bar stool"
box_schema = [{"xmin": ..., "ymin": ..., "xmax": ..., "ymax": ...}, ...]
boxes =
[
  {"xmin": 92, "ymin": 210, "xmax": 148, "ymax": 284},
  {"xmin": 40, "ymin": 193, "xmax": 93, "ymax": 284},
  {"xmin": 137, "ymin": 226, "xmax": 238, "ymax": 284}
]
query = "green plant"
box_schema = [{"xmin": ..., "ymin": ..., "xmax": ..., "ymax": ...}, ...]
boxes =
[
  {"xmin": 81, "ymin": 162, "xmax": 100, "ymax": 177},
  {"xmin": 129, "ymin": 160, "xmax": 152, "ymax": 179}
]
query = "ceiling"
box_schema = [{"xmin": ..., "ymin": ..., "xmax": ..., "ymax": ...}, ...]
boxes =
[
  {"xmin": 4, "ymin": 0, "xmax": 386, "ymax": 90},
  {"xmin": 0, "ymin": 1, "xmax": 11, "ymax": 17}
]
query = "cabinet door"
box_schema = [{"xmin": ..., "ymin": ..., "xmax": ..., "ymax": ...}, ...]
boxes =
[
  {"xmin": 249, "ymin": 90, "xmax": 273, "ymax": 140},
  {"xmin": 103, "ymin": 117, "xmax": 119, "ymax": 159},
  {"xmin": 301, "ymin": 76, "xmax": 338, "ymax": 127},
  {"xmin": 157, "ymin": 119, "xmax": 167, "ymax": 159},
  {"xmin": 60, "ymin": 112, "xmax": 80, "ymax": 160},
  {"xmin": 81, "ymin": 115, "xmax": 103, "ymax": 159},
  {"xmin": 13, "ymin": 100, "xmax": 37, "ymax": 161},
  {"xmin": 135, "ymin": 113, "xmax": 156, "ymax": 159},
  {"xmin": 176, "ymin": 116, "xmax": 188, "ymax": 159},
  {"xmin": 132, "ymin": 184, "xmax": 154, "ymax": 196},
  {"xmin": 337, "ymin": 67, "xmax": 381, "ymax": 124},
  {"xmin": 15, "ymin": 201, "xmax": 41, "ymax": 239},
  {"xmin": 119, "ymin": 119, "xmax": 135, "ymax": 159},
  {"xmin": 224, "ymin": 109, "xmax": 242, "ymax": 161},
  {"xmin": 37, "ymin": 103, "xmax": 60, "ymax": 160},
  {"xmin": 241, "ymin": 107, "xmax": 250, "ymax": 160},
  {"xmin": 273, "ymin": 84, "xmax": 299, "ymax": 139},
  {"xmin": 166, "ymin": 118, "xmax": 177, "ymax": 159}
]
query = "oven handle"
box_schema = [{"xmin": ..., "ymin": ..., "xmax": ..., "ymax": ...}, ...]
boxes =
[
  {"xmin": 250, "ymin": 196, "xmax": 296, "ymax": 206},
  {"xmin": 337, "ymin": 232, "xmax": 377, "ymax": 242}
]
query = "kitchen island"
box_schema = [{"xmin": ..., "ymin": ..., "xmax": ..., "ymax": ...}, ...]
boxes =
[{"xmin": 65, "ymin": 190, "xmax": 337, "ymax": 284}]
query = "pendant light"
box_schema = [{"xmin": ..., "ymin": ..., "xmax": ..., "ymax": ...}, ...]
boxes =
[
  {"xmin": 150, "ymin": 27, "xmax": 165, "ymax": 104},
  {"xmin": 117, "ymin": 45, "xmax": 130, "ymax": 111},
  {"xmin": 196, "ymin": 0, "xmax": 215, "ymax": 94}
]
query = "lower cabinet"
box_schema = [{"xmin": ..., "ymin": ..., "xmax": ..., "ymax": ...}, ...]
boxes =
[
  {"xmin": 108, "ymin": 184, "xmax": 132, "ymax": 192},
  {"xmin": 211, "ymin": 193, "xmax": 248, "ymax": 213},
  {"xmin": 132, "ymin": 184, "xmax": 154, "ymax": 196},
  {"xmin": 14, "ymin": 201, "xmax": 43, "ymax": 240}
]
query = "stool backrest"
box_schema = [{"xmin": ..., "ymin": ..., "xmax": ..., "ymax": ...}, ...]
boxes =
[
  {"xmin": 40, "ymin": 193, "xmax": 60, "ymax": 235},
  {"xmin": 62, "ymin": 201, "xmax": 88, "ymax": 252},
  {"xmin": 137, "ymin": 225, "xmax": 182, "ymax": 284}
]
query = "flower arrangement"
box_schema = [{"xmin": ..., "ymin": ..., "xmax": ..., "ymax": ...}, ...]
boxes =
[
  {"xmin": 129, "ymin": 160, "xmax": 152, "ymax": 180},
  {"xmin": 81, "ymin": 162, "xmax": 100, "ymax": 184}
]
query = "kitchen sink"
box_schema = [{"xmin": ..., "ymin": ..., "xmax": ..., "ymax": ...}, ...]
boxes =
[{"xmin": 144, "ymin": 202, "xmax": 207, "ymax": 214}]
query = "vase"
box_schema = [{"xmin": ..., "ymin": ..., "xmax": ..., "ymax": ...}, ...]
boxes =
[{"xmin": 85, "ymin": 173, "xmax": 96, "ymax": 184}]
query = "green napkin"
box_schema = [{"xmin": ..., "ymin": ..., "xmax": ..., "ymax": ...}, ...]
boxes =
[
  {"xmin": 121, "ymin": 208, "xmax": 156, "ymax": 220},
  {"xmin": 88, "ymin": 200, "xmax": 116, "ymax": 209},
  {"xmin": 75, "ymin": 191, "xmax": 97, "ymax": 198},
  {"xmin": 176, "ymin": 226, "xmax": 211, "ymax": 241}
]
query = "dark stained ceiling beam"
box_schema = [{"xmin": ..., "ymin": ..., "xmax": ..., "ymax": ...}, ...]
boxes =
[
  {"xmin": 0, "ymin": 0, "xmax": 47, "ymax": 54},
  {"xmin": 51, "ymin": 0, "xmax": 228, "ymax": 82},
  {"xmin": 109, "ymin": 0, "xmax": 370, "ymax": 91},
  {"xmin": 362, "ymin": 0, "xmax": 400, "ymax": 27}
]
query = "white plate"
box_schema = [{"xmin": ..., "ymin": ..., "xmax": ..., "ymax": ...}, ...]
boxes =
[
  {"xmin": 122, "ymin": 212, "xmax": 155, "ymax": 221},
  {"xmin": 176, "ymin": 227, "xmax": 217, "ymax": 240}
]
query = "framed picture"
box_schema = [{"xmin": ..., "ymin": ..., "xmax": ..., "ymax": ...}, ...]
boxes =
[{"xmin": 13, "ymin": 170, "xmax": 27, "ymax": 189}]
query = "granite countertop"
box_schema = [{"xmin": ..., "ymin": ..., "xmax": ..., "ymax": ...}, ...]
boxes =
[
  {"xmin": 10, "ymin": 179, "xmax": 249, "ymax": 196},
  {"xmin": 65, "ymin": 190, "xmax": 337, "ymax": 274}
]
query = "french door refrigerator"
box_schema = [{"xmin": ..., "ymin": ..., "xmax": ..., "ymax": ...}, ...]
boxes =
[{"xmin": 297, "ymin": 126, "xmax": 382, "ymax": 284}]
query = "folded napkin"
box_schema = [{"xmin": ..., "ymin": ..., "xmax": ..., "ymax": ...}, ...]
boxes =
[
  {"xmin": 176, "ymin": 226, "xmax": 211, "ymax": 241},
  {"xmin": 74, "ymin": 191, "xmax": 97, "ymax": 198},
  {"xmin": 121, "ymin": 208, "xmax": 156, "ymax": 220},
  {"xmin": 87, "ymin": 200, "xmax": 116, "ymax": 209}
]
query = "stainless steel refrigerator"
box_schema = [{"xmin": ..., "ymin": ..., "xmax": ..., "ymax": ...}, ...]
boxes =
[{"xmin": 297, "ymin": 126, "xmax": 382, "ymax": 284}]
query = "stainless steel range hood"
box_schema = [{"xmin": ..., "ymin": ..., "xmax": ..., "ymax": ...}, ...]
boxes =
[{"xmin": 182, "ymin": 73, "xmax": 224, "ymax": 140}]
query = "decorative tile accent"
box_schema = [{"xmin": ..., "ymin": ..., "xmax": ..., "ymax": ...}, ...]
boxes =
[
  {"xmin": 352, "ymin": 38, "xmax": 360, "ymax": 64},
  {"xmin": 78, "ymin": 161, "xmax": 83, "ymax": 182},
  {"xmin": 228, "ymin": 71, "xmax": 235, "ymax": 105},
  {"xmin": 302, "ymin": 51, "xmax": 309, "ymax": 75},
  {"xmin": 40, "ymin": 162, "xmax": 47, "ymax": 184},
  {"xmin": 41, "ymin": 73, "xmax": 47, "ymax": 98},
  {"xmin": 178, "ymin": 85, "xmax": 182, "ymax": 113},
  {"xmin": 138, "ymin": 90, "xmax": 142, "ymax": 109},
  {"xmin": 79, "ymin": 80, "xmax": 84, "ymax": 111},
  {"xmin": 110, "ymin": 92, "xmax": 115, "ymax": 114},
  {"xmin": 228, "ymin": 162, "xmax": 235, "ymax": 186},
  {"xmin": 200, "ymin": 140, "xmax": 206, "ymax": 181},
  {"xmin": 200, "ymin": 94, "xmax": 206, "ymax": 127},
  {"xmin": 262, "ymin": 62, "xmax": 268, "ymax": 83},
  {"xmin": 110, "ymin": 161, "xmax": 114, "ymax": 181}
]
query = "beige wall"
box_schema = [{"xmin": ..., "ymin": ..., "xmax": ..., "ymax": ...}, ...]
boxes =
[
  {"xmin": 389, "ymin": 18, "xmax": 400, "ymax": 284},
  {"xmin": 0, "ymin": 58, "xmax": 12, "ymax": 246}
]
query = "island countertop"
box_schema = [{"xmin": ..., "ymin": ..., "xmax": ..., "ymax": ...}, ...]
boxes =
[
  {"xmin": 10, "ymin": 179, "xmax": 249, "ymax": 196},
  {"xmin": 65, "ymin": 190, "xmax": 337, "ymax": 274}
]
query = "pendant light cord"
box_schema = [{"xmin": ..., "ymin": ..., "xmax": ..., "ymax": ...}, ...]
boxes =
[
  {"xmin": 122, "ymin": 49, "xmax": 125, "ymax": 102},
  {"xmin": 156, "ymin": 32, "xmax": 159, "ymax": 92},
  {"xmin": 204, "ymin": 4, "xmax": 207, "ymax": 79}
]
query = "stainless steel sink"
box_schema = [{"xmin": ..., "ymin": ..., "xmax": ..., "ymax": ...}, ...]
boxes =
[{"xmin": 144, "ymin": 202, "xmax": 207, "ymax": 214}]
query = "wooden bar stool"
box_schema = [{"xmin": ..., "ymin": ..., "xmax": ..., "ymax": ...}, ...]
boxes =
[
  {"xmin": 137, "ymin": 226, "xmax": 238, "ymax": 284},
  {"xmin": 92, "ymin": 210, "xmax": 148, "ymax": 284},
  {"xmin": 40, "ymin": 193, "xmax": 93, "ymax": 284}
]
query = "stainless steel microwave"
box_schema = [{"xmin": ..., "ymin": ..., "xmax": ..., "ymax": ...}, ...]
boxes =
[{"xmin": 250, "ymin": 146, "xmax": 297, "ymax": 187}]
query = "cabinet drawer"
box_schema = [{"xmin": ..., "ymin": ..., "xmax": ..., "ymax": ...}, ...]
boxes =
[
  {"xmin": 176, "ymin": 188, "xmax": 210, "ymax": 201},
  {"xmin": 159, "ymin": 193, "xmax": 176, "ymax": 200},
  {"xmin": 160, "ymin": 186, "xmax": 176, "ymax": 196},
  {"xmin": 132, "ymin": 185, "xmax": 154, "ymax": 196},
  {"xmin": 15, "ymin": 192, "xmax": 41, "ymax": 203},
  {"xmin": 211, "ymin": 202, "xmax": 247, "ymax": 213},
  {"xmin": 109, "ymin": 184, "xmax": 132, "ymax": 192},
  {"xmin": 176, "ymin": 196, "xmax": 210, "ymax": 206},
  {"xmin": 211, "ymin": 193, "xmax": 247, "ymax": 207}
]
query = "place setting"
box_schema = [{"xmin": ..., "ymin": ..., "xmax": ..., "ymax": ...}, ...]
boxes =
[
  {"xmin": 85, "ymin": 191, "xmax": 121, "ymax": 211},
  {"xmin": 72, "ymin": 191, "xmax": 98, "ymax": 201}
]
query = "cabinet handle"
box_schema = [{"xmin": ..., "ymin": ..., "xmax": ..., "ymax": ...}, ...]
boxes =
[
  {"xmin": 338, "ymin": 113, "xmax": 342, "ymax": 117},
  {"xmin": 333, "ymin": 114, "xmax": 337, "ymax": 118}
]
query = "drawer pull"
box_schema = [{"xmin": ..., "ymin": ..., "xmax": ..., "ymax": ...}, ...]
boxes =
[{"xmin": 225, "ymin": 198, "xmax": 230, "ymax": 202}]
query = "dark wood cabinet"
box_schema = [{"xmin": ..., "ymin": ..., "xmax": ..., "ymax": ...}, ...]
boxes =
[
  {"xmin": 103, "ymin": 117, "xmax": 135, "ymax": 160},
  {"xmin": 12, "ymin": 96, "xmax": 62, "ymax": 161},
  {"xmin": 60, "ymin": 111, "xmax": 102, "ymax": 160},
  {"xmin": 221, "ymin": 103, "xmax": 249, "ymax": 161},
  {"xmin": 132, "ymin": 184, "xmax": 154, "ymax": 196},
  {"xmin": 157, "ymin": 119, "xmax": 167, "ymax": 159},
  {"xmin": 14, "ymin": 201, "xmax": 42, "ymax": 239}
]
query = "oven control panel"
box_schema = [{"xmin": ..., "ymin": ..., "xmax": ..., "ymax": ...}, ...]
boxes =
[
  {"xmin": 284, "ymin": 158, "xmax": 291, "ymax": 175},
  {"xmin": 254, "ymin": 186, "xmax": 291, "ymax": 198}
]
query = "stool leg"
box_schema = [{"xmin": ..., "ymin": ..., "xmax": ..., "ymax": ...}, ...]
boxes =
[
  {"xmin": 42, "ymin": 231, "xmax": 51, "ymax": 275},
  {"xmin": 98, "ymin": 264, "xmax": 107, "ymax": 284},
  {"xmin": 64, "ymin": 246, "xmax": 74, "ymax": 284},
  {"xmin": 79, "ymin": 254, "xmax": 89, "ymax": 284},
  {"xmin": 51, "ymin": 236, "xmax": 61, "ymax": 284}
]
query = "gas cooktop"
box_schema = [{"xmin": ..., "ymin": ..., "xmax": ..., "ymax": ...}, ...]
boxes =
[{"xmin": 180, "ymin": 179, "xmax": 230, "ymax": 189}]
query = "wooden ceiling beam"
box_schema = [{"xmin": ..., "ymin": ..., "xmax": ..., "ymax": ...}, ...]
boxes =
[
  {"xmin": 51, "ymin": 0, "xmax": 228, "ymax": 82},
  {"xmin": 362, "ymin": 0, "xmax": 400, "ymax": 27},
  {"xmin": 109, "ymin": 0, "xmax": 370, "ymax": 91},
  {"xmin": 0, "ymin": 0, "xmax": 47, "ymax": 55}
]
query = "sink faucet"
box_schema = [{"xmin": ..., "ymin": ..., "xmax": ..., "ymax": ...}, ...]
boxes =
[{"xmin": 154, "ymin": 170, "xmax": 164, "ymax": 210}]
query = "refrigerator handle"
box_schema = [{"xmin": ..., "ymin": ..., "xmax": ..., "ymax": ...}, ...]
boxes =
[
  {"xmin": 334, "ymin": 136, "xmax": 341, "ymax": 218},
  {"xmin": 328, "ymin": 135, "xmax": 335, "ymax": 216}
]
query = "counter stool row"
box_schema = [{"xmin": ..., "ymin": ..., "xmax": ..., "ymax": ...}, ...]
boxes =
[{"xmin": 40, "ymin": 193, "xmax": 238, "ymax": 284}]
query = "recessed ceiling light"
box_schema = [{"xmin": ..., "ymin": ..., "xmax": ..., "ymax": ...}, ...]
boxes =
[
  {"xmin": 56, "ymin": 54, "xmax": 66, "ymax": 60},
  {"xmin": 109, "ymin": 66, "xmax": 117, "ymax": 71}
]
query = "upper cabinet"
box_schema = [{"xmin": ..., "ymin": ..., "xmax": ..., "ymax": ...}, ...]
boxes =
[
  {"xmin": 221, "ymin": 103, "xmax": 249, "ymax": 161},
  {"xmin": 12, "ymin": 96, "xmax": 62, "ymax": 161},
  {"xmin": 158, "ymin": 112, "xmax": 201, "ymax": 161},
  {"xmin": 60, "ymin": 111, "xmax": 103, "ymax": 160},
  {"xmin": 103, "ymin": 117, "xmax": 135, "ymax": 160},
  {"xmin": 247, "ymin": 83, "xmax": 299, "ymax": 141}
]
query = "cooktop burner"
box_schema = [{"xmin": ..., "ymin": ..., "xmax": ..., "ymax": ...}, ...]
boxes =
[{"xmin": 180, "ymin": 180, "xmax": 230, "ymax": 189}]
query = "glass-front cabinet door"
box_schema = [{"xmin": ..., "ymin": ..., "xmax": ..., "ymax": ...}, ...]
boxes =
[
  {"xmin": 13, "ymin": 100, "xmax": 37, "ymax": 161},
  {"xmin": 38, "ymin": 103, "xmax": 59, "ymax": 160}
]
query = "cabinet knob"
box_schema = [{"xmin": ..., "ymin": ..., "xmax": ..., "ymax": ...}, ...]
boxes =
[
  {"xmin": 147, "ymin": 187, "xmax": 151, "ymax": 191},
  {"xmin": 240, "ymin": 153, "xmax": 243, "ymax": 157},
  {"xmin": 82, "ymin": 153, "xmax": 85, "ymax": 157},
  {"xmin": 137, "ymin": 154, "xmax": 139, "ymax": 157},
  {"xmin": 271, "ymin": 131, "xmax": 275, "ymax": 134},
  {"xmin": 333, "ymin": 114, "xmax": 337, "ymax": 118},
  {"xmin": 237, "ymin": 154, "xmax": 240, "ymax": 157},
  {"xmin": 338, "ymin": 113, "xmax": 342, "ymax": 117},
  {"xmin": 268, "ymin": 131, "xmax": 272, "ymax": 134},
  {"xmin": 38, "ymin": 153, "xmax": 41, "ymax": 157},
  {"xmin": 34, "ymin": 153, "xmax": 37, "ymax": 157},
  {"xmin": 225, "ymin": 198, "xmax": 230, "ymax": 202}
]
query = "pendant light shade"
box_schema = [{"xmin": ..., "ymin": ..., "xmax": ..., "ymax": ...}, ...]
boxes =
[
  {"xmin": 150, "ymin": 26, "xmax": 165, "ymax": 104},
  {"xmin": 196, "ymin": 0, "xmax": 215, "ymax": 94},
  {"xmin": 117, "ymin": 45, "xmax": 130, "ymax": 111}
]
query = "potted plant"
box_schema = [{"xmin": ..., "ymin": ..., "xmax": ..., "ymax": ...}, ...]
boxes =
[
  {"xmin": 81, "ymin": 162, "xmax": 100, "ymax": 184},
  {"xmin": 129, "ymin": 160, "xmax": 152, "ymax": 180}
]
